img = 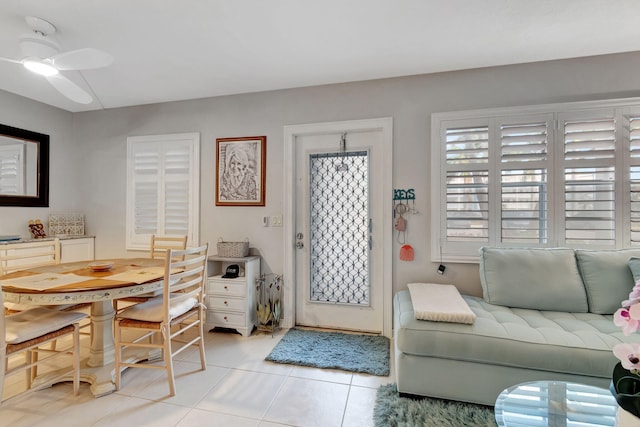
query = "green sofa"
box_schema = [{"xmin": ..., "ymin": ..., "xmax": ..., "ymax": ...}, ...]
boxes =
[{"xmin": 394, "ymin": 247, "xmax": 640, "ymax": 405}]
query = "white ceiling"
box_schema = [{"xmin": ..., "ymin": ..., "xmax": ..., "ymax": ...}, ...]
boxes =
[{"xmin": 1, "ymin": 0, "xmax": 639, "ymax": 113}]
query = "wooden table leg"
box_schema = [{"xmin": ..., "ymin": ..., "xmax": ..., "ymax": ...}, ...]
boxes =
[{"xmin": 88, "ymin": 301, "xmax": 115, "ymax": 368}]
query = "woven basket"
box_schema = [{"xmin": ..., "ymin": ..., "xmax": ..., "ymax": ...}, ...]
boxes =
[{"xmin": 217, "ymin": 238, "xmax": 249, "ymax": 257}]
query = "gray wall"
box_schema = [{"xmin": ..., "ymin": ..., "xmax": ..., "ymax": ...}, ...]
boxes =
[
  {"xmin": 3, "ymin": 52, "xmax": 640, "ymax": 296},
  {"xmin": 0, "ymin": 91, "xmax": 77, "ymax": 237}
]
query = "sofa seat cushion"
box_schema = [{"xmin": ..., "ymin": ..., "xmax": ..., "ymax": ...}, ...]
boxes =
[{"xmin": 395, "ymin": 290, "xmax": 640, "ymax": 378}]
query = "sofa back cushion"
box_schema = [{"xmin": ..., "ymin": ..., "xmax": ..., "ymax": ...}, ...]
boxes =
[
  {"xmin": 479, "ymin": 247, "xmax": 588, "ymax": 312},
  {"xmin": 575, "ymin": 249, "xmax": 640, "ymax": 314}
]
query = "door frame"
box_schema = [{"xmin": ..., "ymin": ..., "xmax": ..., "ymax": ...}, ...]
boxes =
[{"xmin": 283, "ymin": 117, "xmax": 393, "ymax": 337}]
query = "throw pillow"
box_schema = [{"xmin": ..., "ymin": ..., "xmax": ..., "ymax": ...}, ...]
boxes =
[
  {"xmin": 575, "ymin": 249, "xmax": 640, "ymax": 314},
  {"xmin": 629, "ymin": 257, "xmax": 640, "ymax": 285},
  {"xmin": 479, "ymin": 247, "xmax": 588, "ymax": 312}
]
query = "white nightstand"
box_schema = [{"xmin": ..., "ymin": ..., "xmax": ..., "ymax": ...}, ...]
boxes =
[{"xmin": 206, "ymin": 255, "xmax": 260, "ymax": 337}]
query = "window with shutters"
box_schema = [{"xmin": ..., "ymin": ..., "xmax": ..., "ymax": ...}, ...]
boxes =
[
  {"xmin": 126, "ymin": 133, "xmax": 200, "ymax": 251},
  {"xmin": 431, "ymin": 98, "xmax": 640, "ymax": 262}
]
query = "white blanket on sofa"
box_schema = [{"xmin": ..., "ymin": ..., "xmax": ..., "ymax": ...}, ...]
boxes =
[{"xmin": 407, "ymin": 283, "xmax": 476, "ymax": 324}]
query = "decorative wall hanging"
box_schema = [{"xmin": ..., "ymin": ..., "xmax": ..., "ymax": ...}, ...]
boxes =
[
  {"xmin": 216, "ymin": 136, "xmax": 266, "ymax": 206},
  {"xmin": 393, "ymin": 188, "xmax": 418, "ymax": 261}
]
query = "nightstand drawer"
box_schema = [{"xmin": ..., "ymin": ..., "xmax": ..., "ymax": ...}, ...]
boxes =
[
  {"xmin": 208, "ymin": 280, "xmax": 246, "ymax": 297},
  {"xmin": 208, "ymin": 310, "xmax": 246, "ymax": 327},
  {"xmin": 208, "ymin": 296, "xmax": 244, "ymax": 311}
]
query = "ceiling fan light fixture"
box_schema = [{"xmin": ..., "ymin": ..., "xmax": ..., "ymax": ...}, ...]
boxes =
[
  {"xmin": 23, "ymin": 58, "xmax": 58, "ymax": 76},
  {"xmin": 0, "ymin": 16, "xmax": 110, "ymax": 104}
]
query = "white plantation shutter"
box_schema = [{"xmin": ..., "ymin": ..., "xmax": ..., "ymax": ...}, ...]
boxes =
[
  {"xmin": 630, "ymin": 116, "xmax": 640, "ymax": 158},
  {"xmin": 630, "ymin": 115, "xmax": 640, "ymax": 246},
  {"xmin": 132, "ymin": 146, "xmax": 159, "ymax": 235},
  {"xmin": 500, "ymin": 122, "xmax": 547, "ymax": 163},
  {"xmin": 563, "ymin": 167, "xmax": 615, "ymax": 245},
  {"xmin": 559, "ymin": 112, "xmax": 616, "ymax": 247},
  {"xmin": 445, "ymin": 126, "xmax": 489, "ymax": 164},
  {"xmin": 444, "ymin": 124, "xmax": 489, "ymax": 245},
  {"xmin": 163, "ymin": 146, "xmax": 191, "ymax": 235},
  {"xmin": 446, "ymin": 171, "xmax": 489, "ymax": 242},
  {"xmin": 126, "ymin": 133, "xmax": 200, "ymax": 250},
  {"xmin": 631, "ymin": 165, "xmax": 640, "ymax": 246},
  {"xmin": 500, "ymin": 119, "xmax": 550, "ymax": 244},
  {"xmin": 432, "ymin": 98, "xmax": 640, "ymax": 262}
]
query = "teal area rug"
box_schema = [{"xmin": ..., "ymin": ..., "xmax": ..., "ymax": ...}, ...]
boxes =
[
  {"xmin": 374, "ymin": 384, "xmax": 497, "ymax": 427},
  {"xmin": 265, "ymin": 328, "xmax": 390, "ymax": 376}
]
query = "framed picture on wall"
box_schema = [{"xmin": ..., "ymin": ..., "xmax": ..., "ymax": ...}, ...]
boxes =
[{"xmin": 215, "ymin": 136, "xmax": 266, "ymax": 206}]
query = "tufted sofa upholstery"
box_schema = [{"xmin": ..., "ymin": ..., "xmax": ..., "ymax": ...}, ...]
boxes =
[{"xmin": 394, "ymin": 247, "xmax": 640, "ymax": 405}]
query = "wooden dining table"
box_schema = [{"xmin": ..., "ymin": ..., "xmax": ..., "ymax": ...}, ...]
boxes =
[{"xmin": 0, "ymin": 257, "xmax": 166, "ymax": 397}]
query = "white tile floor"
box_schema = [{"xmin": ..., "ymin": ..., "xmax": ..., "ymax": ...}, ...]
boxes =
[{"xmin": 0, "ymin": 328, "xmax": 394, "ymax": 427}]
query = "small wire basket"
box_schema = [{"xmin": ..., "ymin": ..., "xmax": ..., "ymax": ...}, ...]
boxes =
[{"xmin": 216, "ymin": 238, "xmax": 249, "ymax": 257}]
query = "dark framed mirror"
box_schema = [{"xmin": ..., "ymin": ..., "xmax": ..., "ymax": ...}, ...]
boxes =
[{"xmin": 0, "ymin": 123, "xmax": 49, "ymax": 207}]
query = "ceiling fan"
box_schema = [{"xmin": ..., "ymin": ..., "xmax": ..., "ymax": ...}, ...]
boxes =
[{"xmin": 0, "ymin": 16, "xmax": 113, "ymax": 104}]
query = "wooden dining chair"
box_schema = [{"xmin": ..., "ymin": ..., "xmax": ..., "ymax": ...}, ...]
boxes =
[
  {"xmin": 114, "ymin": 243, "xmax": 208, "ymax": 396},
  {"xmin": 2, "ymin": 239, "xmax": 65, "ymax": 316},
  {"xmin": 150, "ymin": 235, "xmax": 189, "ymax": 260},
  {"xmin": 0, "ymin": 238, "xmax": 60, "ymax": 278},
  {"xmin": 1, "ymin": 239, "xmax": 91, "ymax": 339},
  {"xmin": 0, "ymin": 290, "xmax": 87, "ymax": 402},
  {"xmin": 113, "ymin": 235, "xmax": 188, "ymax": 313}
]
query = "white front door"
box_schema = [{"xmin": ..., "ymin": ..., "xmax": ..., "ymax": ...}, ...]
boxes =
[{"xmin": 293, "ymin": 129, "xmax": 386, "ymax": 333}]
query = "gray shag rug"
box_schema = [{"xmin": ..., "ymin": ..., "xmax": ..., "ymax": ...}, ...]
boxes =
[
  {"xmin": 374, "ymin": 384, "xmax": 497, "ymax": 427},
  {"xmin": 265, "ymin": 328, "xmax": 390, "ymax": 376}
]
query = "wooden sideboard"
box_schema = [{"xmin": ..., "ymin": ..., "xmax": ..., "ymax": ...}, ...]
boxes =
[
  {"xmin": 0, "ymin": 236, "xmax": 95, "ymax": 274},
  {"xmin": 60, "ymin": 236, "xmax": 95, "ymax": 262}
]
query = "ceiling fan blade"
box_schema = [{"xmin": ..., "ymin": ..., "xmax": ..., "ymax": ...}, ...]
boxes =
[
  {"xmin": 0, "ymin": 56, "xmax": 22, "ymax": 65},
  {"xmin": 50, "ymin": 48, "xmax": 113, "ymax": 71},
  {"xmin": 45, "ymin": 74, "xmax": 92, "ymax": 104}
]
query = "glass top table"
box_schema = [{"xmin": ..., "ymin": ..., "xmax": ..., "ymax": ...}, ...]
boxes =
[{"xmin": 495, "ymin": 381, "xmax": 618, "ymax": 427}]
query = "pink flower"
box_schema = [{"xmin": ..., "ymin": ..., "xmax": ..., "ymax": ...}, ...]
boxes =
[
  {"xmin": 622, "ymin": 283, "xmax": 640, "ymax": 306},
  {"xmin": 613, "ymin": 284, "xmax": 640, "ymax": 373},
  {"xmin": 614, "ymin": 307, "xmax": 640, "ymax": 335},
  {"xmin": 613, "ymin": 343, "xmax": 640, "ymax": 370}
]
